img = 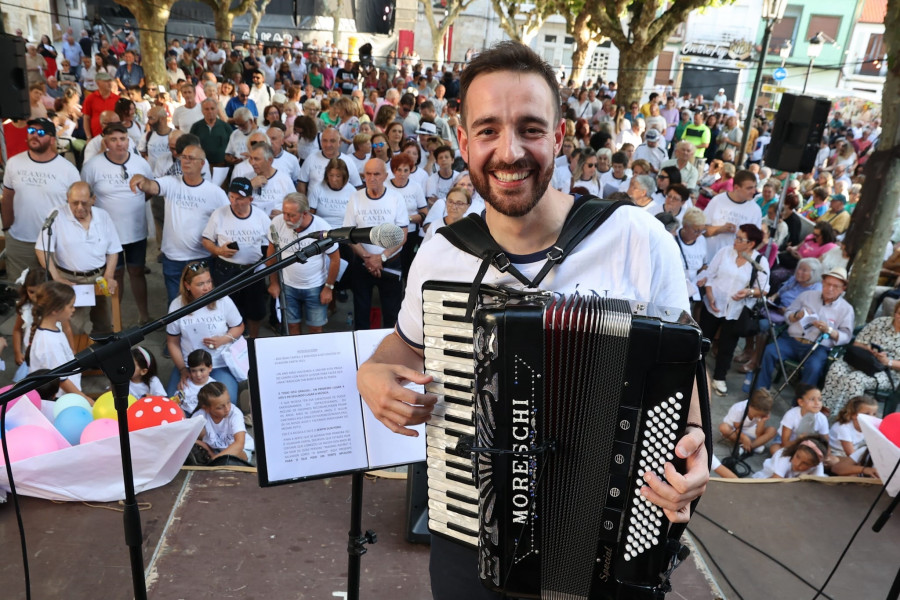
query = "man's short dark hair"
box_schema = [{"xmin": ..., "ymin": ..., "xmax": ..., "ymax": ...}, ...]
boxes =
[
  {"xmin": 611, "ymin": 151, "xmax": 628, "ymax": 166},
  {"xmin": 419, "ymin": 100, "xmax": 434, "ymax": 112},
  {"xmin": 176, "ymin": 133, "xmax": 202, "ymax": 154},
  {"xmin": 460, "ymin": 41, "xmax": 560, "ymax": 128},
  {"xmin": 399, "ymin": 93, "xmax": 416, "ymax": 108},
  {"xmin": 733, "ymin": 169, "xmax": 757, "ymax": 188},
  {"xmin": 103, "ymin": 122, "xmax": 129, "ymax": 136},
  {"xmin": 433, "ymin": 144, "xmax": 453, "ymax": 159}
]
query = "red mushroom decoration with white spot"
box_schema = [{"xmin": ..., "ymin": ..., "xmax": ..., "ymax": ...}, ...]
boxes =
[{"xmin": 127, "ymin": 396, "xmax": 185, "ymax": 432}]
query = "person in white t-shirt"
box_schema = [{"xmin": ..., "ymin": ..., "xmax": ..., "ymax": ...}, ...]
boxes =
[
  {"xmin": 425, "ymin": 145, "xmax": 459, "ymax": 205},
  {"xmin": 192, "ymin": 381, "xmax": 254, "ymax": 462},
  {"xmin": 80, "ymin": 122, "xmax": 155, "ymax": 324},
  {"xmin": 225, "ymin": 108, "xmax": 261, "ymax": 165},
  {"xmin": 201, "ymin": 178, "xmax": 272, "ymax": 338},
  {"xmin": 387, "ymin": 153, "xmax": 428, "ymax": 278},
  {"xmin": 179, "ymin": 348, "xmax": 216, "ymax": 416},
  {"xmin": 356, "ymin": 44, "xmax": 708, "ymax": 599},
  {"xmin": 598, "ymin": 150, "xmax": 629, "ymax": 197},
  {"xmin": 139, "ymin": 106, "xmax": 173, "ymax": 166},
  {"xmin": 308, "ymin": 158, "xmax": 357, "ymax": 229},
  {"xmin": 344, "ymin": 158, "xmax": 409, "ymax": 330},
  {"xmin": 752, "ymin": 436, "xmax": 826, "ymax": 478},
  {"xmin": 129, "ymin": 346, "xmax": 167, "ymax": 399},
  {"xmin": 703, "ymin": 170, "xmax": 762, "ymax": 262},
  {"xmin": 205, "ymin": 41, "xmax": 226, "ymax": 75},
  {"xmin": 828, "ymin": 396, "xmax": 879, "ymax": 477},
  {"xmin": 719, "ymin": 389, "xmax": 776, "ymax": 454},
  {"xmin": 266, "ymin": 124, "xmax": 301, "ymax": 185},
  {"xmin": 770, "ymin": 384, "xmax": 830, "ymax": 454},
  {"xmin": 248, "ymin": 142, "xmax": 294, "ymax": 217},
  {"xmin": 172, "ymin": 82, "xmax": 204, "ymax": 131},
  {"xmin": 129, "ymin": 144, "xmax": 229, "ymax": 303},
  {"xmin": 298, "ymin": 127, "xmax": 362, "ymax": 194},
  {"xmin": 267, "ymin": 193, "xmax": 340, "ymax": 335}
]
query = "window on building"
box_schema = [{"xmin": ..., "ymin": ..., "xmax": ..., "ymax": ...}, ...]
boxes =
[
  {"xmin": 654, "ymin": 51, "xmax": 674, "ymax": 86},
  {"xmin": 545, "ymin": 35, "xmax": 557, "ymax": 44},
  {"xmin": 860, "ymin": 33, "xmax": 885, "ymax": 76},
  {"xmin": 769, "ymin": 16, "xmax": 798, "ymax": 55},
  {"xmin": 806, "ymin": 15, "xmax": 841, "ymax": 41},
  {"xmin": 564, "ymin": 36, "xmax": 574, "ymax": 46}
]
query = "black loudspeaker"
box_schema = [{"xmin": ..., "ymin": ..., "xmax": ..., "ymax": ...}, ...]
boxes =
[
  {"xmin": 404, "ymin": 461, "xmax": 431, "ymax": 544},
  {"xmin": 764, "ymin": 93, "xmax": 831, "ymax": 173},
  {"xmin": 0, "ymin": 34, "xmax": 29, "ymax": 121}
]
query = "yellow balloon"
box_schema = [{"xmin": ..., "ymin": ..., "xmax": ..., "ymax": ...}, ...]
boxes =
[{"xmin": 92, "ymin": 391, "xmax": 138, "ymax": 420}]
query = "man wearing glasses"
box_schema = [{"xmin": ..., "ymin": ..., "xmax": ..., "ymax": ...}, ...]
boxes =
[
  {"xmin": 248, "ymin": 69, "xmax": 274, "ymax": 117},
  {"xmin": 702, "ymin": 169, "xmax": 762, "ymax": 263},
  {"xmin": 297, "ymin": 127, "xmax": 362, "ymax": 195},
  {"xmin": 35, "ymin": 182, "xmax": 122, "ymax": 336},
  {"xmin": 1, "ymin": 118, "xmax": 80, "ymax": 283},
  {"xmin": 81, "ymin": 123, "xmax": 155, "ymax": 325},
  {"xmin": 225, "ymin": 108, "xmax": 262, "ymax": 166},
  {"xmin": 129, "ymin": 145, "xmax": 228, "ymax": 303},
  {"xmin": 225, "ymin": 84, "xmax": 258, "ymax": 121}
]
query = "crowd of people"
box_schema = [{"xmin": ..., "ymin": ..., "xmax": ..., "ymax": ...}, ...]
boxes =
[{"xmin": 1, "ymin": 25, "xmax": 893, "ymax": 477}]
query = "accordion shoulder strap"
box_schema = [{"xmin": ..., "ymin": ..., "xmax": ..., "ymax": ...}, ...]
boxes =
[{"xmin": 437, "ymin": 196, "xmax": 630, "ymax": 290}]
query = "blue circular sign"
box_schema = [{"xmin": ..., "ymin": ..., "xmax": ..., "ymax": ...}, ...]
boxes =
[{"xmin": 773, "ymin": 67, "xmax": 787, "ymax": 81}]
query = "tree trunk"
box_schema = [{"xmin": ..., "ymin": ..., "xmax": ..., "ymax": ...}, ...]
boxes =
[
  {"xmin": 114, "ymin": 0, "xmax": 171, "ymax": 88},
  {"xmin": 431, "ymin": 34, "xmax": 446, "ymax": 65},
  {"xmin": 569, "ymin": 11, "xmax": 593, "ymax": 86},
  {"xmin": 614, "ymin": 46, "xmax": 651, "ymax": 109},
  {"xmin": 214, "ymin": 10, "xmax": 234, "ymax": 47},
  {"xmin": 249, "ymin": 0, "xmax": 272, "ymax": 44},
  {"xmin": 844, "ymin": 0, "xmax": 900, "ymax": 326},
  {"xmin": 331, "ymin": 0, "xmax": 343, "ymax": 47}
]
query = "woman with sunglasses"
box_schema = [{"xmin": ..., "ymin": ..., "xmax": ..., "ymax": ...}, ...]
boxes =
[
  {"xmin": 698, "ymin": 224, "xmax": 770, "ymax": 396},
  {"xmin": 166, "ymin": 261, "xmax": 245, "ymax": 404},
  {"xmin": 369, "ymin": 132, "xmax": 391, "ymax": 162}
]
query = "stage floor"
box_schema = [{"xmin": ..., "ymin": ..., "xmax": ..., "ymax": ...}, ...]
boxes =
[{"xmin": 0, "ymin": 468, "xmax": 721, "ymax": 599}]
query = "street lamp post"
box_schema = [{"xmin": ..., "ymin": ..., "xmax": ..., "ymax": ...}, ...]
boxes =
[
  {"xmin": 737, "ymin": 0, "xmax": 788, "ymax": 166},
  {"xmin": 803, "ymin": 33, "xmax": 825, "ymax": 94}
]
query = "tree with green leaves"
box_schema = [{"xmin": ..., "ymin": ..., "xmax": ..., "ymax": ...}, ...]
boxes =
[
  {"xmin": 844, "ymin": 0, "xmax": 900, "ymax": 326},
  {"xmin": 585, "ymin": 0, "xmax": 726, "ymax": 106},
  {"xmin": 198, "ymin": 0, "xmax": 256, "ymax": 46},
  {"xmin": 112, "ymin": 0, "xmax": 174, "ymax": 88},
  {"xmin": 420, "ymin": 0, "xmax": 477, "ymax": 64},
  {"xmin": 490, "ymin": 0, "xmax": 560, "ymax": 45}
]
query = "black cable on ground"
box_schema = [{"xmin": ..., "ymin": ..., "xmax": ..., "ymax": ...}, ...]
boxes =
[
  {"xmin": 693, "ymin": 509, "xmax": 835, "ymax": 600},
  {"xmin": 685, "ymin": 526, "xmax": 745, "ymax": 600},
  {"xmin": 0, "ymin": 403, "xmax": 32, "ymax": 600}
]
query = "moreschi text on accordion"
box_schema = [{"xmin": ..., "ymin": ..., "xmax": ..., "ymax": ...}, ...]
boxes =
[{"xmin": 422, "ymin": 281, "xmax": 704, "ymax": 600}]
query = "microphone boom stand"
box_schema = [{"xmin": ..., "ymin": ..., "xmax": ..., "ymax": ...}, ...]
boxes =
[{"xmin": 0, "ymin": 235, "xmax": 337, "ymax": 600}]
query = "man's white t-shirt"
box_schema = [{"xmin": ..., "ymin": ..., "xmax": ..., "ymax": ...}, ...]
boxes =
[
  {"xmin": 268, "ymin": 213, "xmax": 338, "ymax": 289},
  {"xmin": 157, "ymin": 176, "xmax": 229, "ymax": 260},
  {"xmin": 172, "ymin": 103, "xmax": 203, "ymax": 131},
  {"xmin": 298, "ymin": 151, "xmax": 362, "ymax": 190},
  {"xmin": 225, "ymin": 128, "xmax": 261, "ymax": 159},
  {"xmin": 81, "ymin": 152, "xmax": 155, "ymax": 244},
  {"xmin": 704, "ymin": 192, "xmax": 762, "ymax": 262},
  {"xmin": 252, "ymin": 169, "xmax": 295, "ymax": 217},
  {"xmin": 342, "ymin": 187, "xmax": 410, "ymax": 256},
  {"xmin": 141, "ymin": 130, "xmax": 171, "ymax": 165},
  {"xmin": 397, "ymin": 202, "xmax": 689, "ymax": 349},
  {"xmin": 202, "ymin": 204, "xmax": 271, "ymax": 265},
  {"xmin": 2, "ymin": 152, "xmax": 80, "ymax": 242},
  {"xmin": 191, "ymin": 406, "xmax": 254, "ymax": 454},
  {"xmin": 599, "ymin": 170, "xmax": 628, "ymax": 197},
  {"xmin": 272, "ymin": 149, "xmax": 301, "ymax": 184},
  {"xmin": 425, "ymin": 170, "xmax": 459, "ymax": 202}
]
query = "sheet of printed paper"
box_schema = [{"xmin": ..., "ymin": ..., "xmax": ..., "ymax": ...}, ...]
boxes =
[
  {"xmin": 354, "ymin": 329, "xmax": 426, "ymax": 468},
  {"xmin": 73, "ymin": 285, "xmax": 97, "ymax": 307},
  {"xmin": 254, "ymin": 333, "xmax": 368, "ymax": 481}
]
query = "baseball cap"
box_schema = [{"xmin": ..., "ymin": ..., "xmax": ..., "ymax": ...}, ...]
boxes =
[
  {"xmin": 645, "ymin": 128, "xmax": 661, "ymax": 142},
  {"xmin": 229, "ymin": 177, "xmax": 252, "ymax": 197},
  {"xmin": 27, "ymin": 117, "xmax": 57, "ymax": 137}
]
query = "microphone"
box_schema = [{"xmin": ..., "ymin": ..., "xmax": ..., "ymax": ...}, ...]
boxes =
[
  {"xmin": 740, "ymin": 252, "xmax": 767, "ymax": 272},
  {"xmin": 269, "ymin": 223, "xmax": 281, "ymax": 248},
  {"xmin": 42, "ymin": 209, "xmax": 59, "ymax": 229},
  {"xmin": 313, "ymin": 223, "xmax": 404, "ymax": 248}
]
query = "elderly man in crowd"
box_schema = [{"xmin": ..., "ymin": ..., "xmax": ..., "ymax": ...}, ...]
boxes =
[
  {"xmin": 224, "ymin": 107, "xmax": 261, "ymax": 166},
  {"xmin": 140, "ymin": 106, "xmax": 173, "ymax": 166},
  {"xmin": 2, "ymin": 118, "xmax": 81, "ymax": 283},
  {"xmin": 81, "ymin": 122, "xmax": 155, "ymax": 325},
  {"xmin": 660, "ymin": 141, "xmax": 700, "ymax": 192},
  {"xmin": 129, "ymin": 144, "xmax": 229, "ymax": 302},
  {"xmin": 297, "ymin": 127, "xmax": 362, "ymax": 194},
  {"xmin": 36, "ymin": 182, "xmax": 122, "ymax": 335},
  {"xmin": 83, "ymin": 110, "xmax": 137, "ymax": 164},
  {"xmin": 115, "ymin": 50, "xmax": 144, "ymax": 91},
  {"xmin": 267, "ymin": 193, "xmax": 340, "ymax": 335},
  {"xmin": 201, "ymin": 178, "xmax": 272, "ymax": 338},
  {"xmin": 754, "ymin": 267, "xmax": 854, "ymax": 392},
  {"xmin": 82, "ymin": 71, "xmax": 119, "ymax": 139},
  {"xmin": 190, "ymin": 98, "xmax": 233, "ymax": 170},
  {"xmin": 633, "ymin": 128, "xmax": 668, "ymax": 173},
  {"xmin": 266, "ymin": 123, "xmax": 302, "ymax": 185},
  {"xmin": 344, "ymin": 158, "xmax": 408, "ymax": 330},
  {"xmin": 225, "ymin": 83, "xmax": 258, "ymax": 121},
  {"xmin": 247, "ymin": 142, "xmax": 294, "ymax": 217}
]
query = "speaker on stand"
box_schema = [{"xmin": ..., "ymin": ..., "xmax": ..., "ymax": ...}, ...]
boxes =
[
  {"xmin": 0, "ymin": 34, "xmax": 29, "ymax": 121},
  {"xmin": 763, "ymin": 93, "xmax": 831, "ymax": 174}
]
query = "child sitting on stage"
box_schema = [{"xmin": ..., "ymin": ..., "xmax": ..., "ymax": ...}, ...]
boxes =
[
  {"xmin": 719, "ymin": 388, "xmax": 777, "ymax": 454},
  {"xmin": 129, "ymin": 346, "xmax": 166, "ymax": 398},
  {"xmin": 179, "ymin": 349, "xmax": 216, "ymax": 417},
  {"xmin": 828, "ymin": 396, "xmax": 880, "ymax": 478},
  {"xmin": 191, "ymin": 381, "xmax": 254, "ymax": 463},
  {"xmin": 770, "ymin": 384, "xmax": 829, "ymax": 454},
  {"xmin": 752, "ymin": 435, "xmax": 827, "ymax": 478}
]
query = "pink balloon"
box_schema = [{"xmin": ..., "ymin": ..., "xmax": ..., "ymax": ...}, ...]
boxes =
[
  {"xmin": 80, "ymin": 418, "xmax": 120, "ymax": 444},
  {"xmin": 1, "ymin": 385, "xmax": 42, "ymax": 412},
  {"xmin": 1, "ymin": 425, "xmax": 59, "ymax": 462}
]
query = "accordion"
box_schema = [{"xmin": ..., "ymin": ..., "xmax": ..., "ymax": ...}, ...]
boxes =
[{"xmin": 422, "ymin": 282, "xmax": 704, "ymax": 599}]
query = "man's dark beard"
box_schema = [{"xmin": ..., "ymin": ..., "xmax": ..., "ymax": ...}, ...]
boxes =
[
  {"xmin": 470, "ymin": 159, "xmax": 554, "ymax": 218},
  {"xmin": 28, "ymin": 138, "xmax": 52, "ymax": 154}
]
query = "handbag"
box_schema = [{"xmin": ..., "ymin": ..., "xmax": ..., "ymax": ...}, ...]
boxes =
[
  {"xmin": 733, "ymin": 254, "xmax": 764, "ymax": 338},
  {"xmin": 843, "ymin": 345, "xmax": 888, "ymax": 377},
  {"xmin": 222, "ymin": 336, "xmax": 250, "ymax": 381}
]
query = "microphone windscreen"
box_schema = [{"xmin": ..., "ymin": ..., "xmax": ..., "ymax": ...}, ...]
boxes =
[{"xmin": 369, "ymin": 223, "xmax": 405, "ymax": 248}]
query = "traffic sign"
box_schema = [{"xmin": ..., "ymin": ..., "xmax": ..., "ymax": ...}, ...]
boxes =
[{"xmin": 773, "ymin": 67, "xmax": 788, "ymax": 81}]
